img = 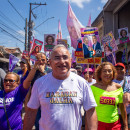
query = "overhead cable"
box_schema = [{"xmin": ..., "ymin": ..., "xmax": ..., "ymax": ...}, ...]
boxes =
[
  {"xmin": 0, "ymin": 20, "xmax": 24, "ymax": 38},
  {"xmin": 0, "ymin": 26, "xmax": 24, "ymax": 44},
  {"xmin": 8, "ymin": 0, "xmax": 25, "ymax": 21},
  {"xmin": 0, "ymin": 10, "xmax": 23, "ymax": 30}
]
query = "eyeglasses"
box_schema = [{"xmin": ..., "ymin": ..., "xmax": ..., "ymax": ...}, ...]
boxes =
[
  {"xmin": 41, "ymin": 59, "xmax": 46, "ymax": 62},
  {"xmin": 54, "ymin": 55, "xmax": 69, "ymax": 61},
  {"xmin": 77, "ymin": 71, "xmax": 82, "ymax": 74},
  {"xmin": 84, "ymin": 72, "xmax": 93, "ymax": 75},
  {"xmin": 37, "ymin": 59, "xmax": 46, "ymax": 62},
  {"xmin": 4, "ymin": 79, "xmax": 15, "ymax": 83}
]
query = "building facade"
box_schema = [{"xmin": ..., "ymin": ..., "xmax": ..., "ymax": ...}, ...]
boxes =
[{"xmin": 92, "ymin": 0, "xmax": 130, "ymax": 64}]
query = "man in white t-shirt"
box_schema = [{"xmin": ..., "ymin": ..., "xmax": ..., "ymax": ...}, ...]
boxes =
[{"xmin": 23, "ymin": 44, "xmax": 97, "ymax": 130}]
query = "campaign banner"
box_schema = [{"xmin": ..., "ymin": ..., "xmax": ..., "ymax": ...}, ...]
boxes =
[
  {"xmin": 9, "ymin": 54, "xmax": 19, "ymax": 72},
  {"xmin": 22, "ymin": 50, "xmax": 29, "ymax": 57},
  {"xmin": 30, "ymin": 39, "xmax": 43, "ymax": 61},
  {"xmin": 72, "ymin": 50, "xmax": 76, "ymax": 63},
  {"xmin": 44, "ymin": 34, "xmax": 56, "ymax": 51},
  {"xmin": 66, "ymin": 3, "xmax": 84, "ymax": 49},
  {"xmin": 106, "ymin": 52, "xmax": 116, "ymax": 65},
  {"xmin": 102, "ymin": 31, "xmax": 118, "ymax": 56},
  {"xmin": 80, "ymin": 27, "xmax": 102, "ymax": 58},
  {"xmin": 76, "ymin": 57, "xmax": 102, "ymax": 64},
  {"xmin": 74, "ymin": 39, "xmax": 84, "ymax": 57},
  {"xmin": 118, "ymin": 27, "xmax": 129, "ymax": 44},
  {"xmin": 57, "ymin": 39, "xmax": 68, "ymax": 48}
]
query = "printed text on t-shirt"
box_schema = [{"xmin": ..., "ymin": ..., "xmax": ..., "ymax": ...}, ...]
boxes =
[
  {"xmin": 100, "ymin": 96, "xmax": 115, "ymax": 106},
  {"xmin": 46, "ymin": 91, "xmax": 77, "ymax": 104}
]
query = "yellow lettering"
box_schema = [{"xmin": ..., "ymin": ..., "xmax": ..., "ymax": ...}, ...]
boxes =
[
  {"xmin": 68, "ymin": 98, "xmax": 73, "ymax": 103},
  {"xmin": 100, "ymin": 97, "xmax": 104, "ymax": 104}
]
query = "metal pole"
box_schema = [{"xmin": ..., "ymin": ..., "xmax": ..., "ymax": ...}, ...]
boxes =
[
  {"xmin": 28, "ymin": 3, "xmax": 47, "ymax": 53},
  {"xmin": 28, "ymin": 3, "xmax": 32, "ymax": 53},
  {"xmin": 25, "ymin": 18, "xmax": 27, "ymax": 51}
]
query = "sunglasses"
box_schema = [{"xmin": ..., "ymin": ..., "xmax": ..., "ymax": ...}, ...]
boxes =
[
  {"xmin": 41, "ymin": 59, "xmax": 46, "ymax": 61},
  {"xmin": 37, "ymin": 59, "xmax": 46, "ymax": 62},
  {"xmin": 37, "ymin": 58, "xmax": 46, "ymax": 62},
  {"xmin": 77, "ymin": 71, "xmax": 82, "ymax": 74},
  {"xmin": 4, "ymin": 79, "xmax": 16, "ymax": 83},
  {"xmin": 84, "ymin": 72, "xmax": 93, "ymax": 75}
]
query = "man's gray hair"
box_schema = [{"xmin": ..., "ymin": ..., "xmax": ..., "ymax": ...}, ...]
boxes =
[{"xmin": 50, "ymin": 44, "xmax": 70, "ymax": 59}]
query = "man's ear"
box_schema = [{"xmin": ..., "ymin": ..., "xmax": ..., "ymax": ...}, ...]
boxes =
[
  {"xmin": 49, "ymin": 59, "xmax": 52, "ymax": 67},
  {"xmin": 70, "ymin": 58, "xmax": 72, "ymax": 63}
]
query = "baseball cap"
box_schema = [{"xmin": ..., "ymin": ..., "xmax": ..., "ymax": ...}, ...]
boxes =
[
  {"xmin": 72, "ymin": 60, "xmax": 76, "ymax": 63},
  {"xmin": 115, "ymin": 62, "xmax": 125, "ymax": 69},
  {"xmin": 83, "ymin": 68, "xmax": 93, "ymax": 74}
]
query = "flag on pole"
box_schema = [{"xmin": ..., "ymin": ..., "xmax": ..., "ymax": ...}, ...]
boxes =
[
  {"xmin": 106, "ymin": 52, "xmax": 116, "ymax": 65},
  {"xmin": 66, "ymin": 2, "xmax": 84, "ymax": 49},
  {"xmin": 57, "ymin": 20, "xmax": 62, "ymax": 39},
  {"xmin": 87, "ymin": 14, "xmax": 91, "ymax": 27},
  {"xmin": 9, "ymin": 54, "xmax": 19, "ymax": 72}
]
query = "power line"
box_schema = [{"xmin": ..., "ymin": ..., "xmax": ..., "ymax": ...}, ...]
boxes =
[
  {"xmin": 0, "ymin": 26, "xmax": 24, "ymax": 44},
  {"xmin": 0, "ymin": 20, "xmax": 25, "ymax": 38},
  {"xmin": 8, "ymin": 0, "xmax": 25, "ymax": 21},
  {"xmin": 0, "ymin": 10, "xmax": 23, "ymax": 30},
  {"xmin": 34, "ymin": 17, "xmax": 54, "ymax": 30}
]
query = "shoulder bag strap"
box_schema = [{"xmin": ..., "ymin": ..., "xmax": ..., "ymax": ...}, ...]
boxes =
[{"xmin": 3, "ymin": 91, "xmax": 12, "ymax": 130}]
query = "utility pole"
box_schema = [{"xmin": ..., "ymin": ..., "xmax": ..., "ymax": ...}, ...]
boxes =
[
  {"xmin": 28, "ymin": 2, "xmax": 47, "ymax": 53},
  {"xmin": 25, "ymin": 18, "xmax": 27, "ymax": 51}
]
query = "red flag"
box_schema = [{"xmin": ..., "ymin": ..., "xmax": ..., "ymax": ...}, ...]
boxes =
[
  {"xmin": 66, "ymin": 2, "xmax": 84, "ymax": 49},
  {"xmin": 57, "ymin": 20, "xmax": 62, "ymax": 39},
  {"xmin": 87, "ymin": 14, "xmax": 91, "ymax": 27}
]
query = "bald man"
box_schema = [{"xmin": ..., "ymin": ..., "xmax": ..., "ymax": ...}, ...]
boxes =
[{"xmin": 23, "ymin": 44, "xmax": 97, "ymax": 130}]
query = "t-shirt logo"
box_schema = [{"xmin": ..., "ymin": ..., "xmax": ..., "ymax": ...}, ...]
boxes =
[
  {"xmin": 46, "ymin": 91, "xmax": 77, "ymax": 104},
  {"xmin": 100, "ymin": 96, "xmax": 115, "ymax": 106},
  {"xmin": 0, "ymin": 97, "xmax": 14, "ymax": 106}
]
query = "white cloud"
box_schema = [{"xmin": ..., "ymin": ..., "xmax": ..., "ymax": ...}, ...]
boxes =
[
  {"xmin": 97, "ymin": 6, "xmax": 102, "ymax": 11},
  {"xmin": 101, "ymin": 0, "xmax": 108, "ymax": 4},
  {"xmin": 62, "ymin": 0, "xmax": 92, "ymax": 8},
  {"xmin": 33, "ymin": 30, "xmax": 38, "ymax": 36},
  {"xmin": 17, "ymin": 30, "xmax": 25, "ymax": 36},
  {"xmin": 67, "ymin": 35, "xmax": 70, "ymax": 39}
]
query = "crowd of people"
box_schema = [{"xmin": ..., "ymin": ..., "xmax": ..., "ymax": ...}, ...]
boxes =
[{"xmin": 0, "ymin": 44, "xmax": 130, "ymax": 130}]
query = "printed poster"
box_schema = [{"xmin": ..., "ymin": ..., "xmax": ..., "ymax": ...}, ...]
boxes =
[
  {"xmin": 75, "ymin": 39, "xmax": 84, "ymax": 58},
  {"xmin": 118, "ymin": 27, "xmax": 129, "ymax": 44},
  {"xmin": 57, "ymin": 39, "xmax": 68, "ymax": 48},
  {"xmin": 20, "ymin": 50, "xmax": 29, "ymax": 62},
  {"xmin": 30, "ymin": 39, "xmax": 43, "ymax": 61},
  {"xmin": 102, "ymin": 31, "xmax": 118, "ymax": 56},
  {"xmin": 44, "ymin": 34, "xmax": 56, "ymax": 51},
  {"xmin": 76, "ymin": 57, "xmax": 102, "ymax": 65},
  {"xmin": 80, "ymin": 27, "xmax": 102, "ymax": 58},
  {"xmin": 74, "ymin": 38, "xmax": 102, "ymax": 64}
]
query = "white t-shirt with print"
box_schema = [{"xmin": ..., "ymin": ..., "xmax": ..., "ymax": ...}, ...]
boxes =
[{"xmin": 27, "ymin": 72, "xmax": 97, "ymax": 130}]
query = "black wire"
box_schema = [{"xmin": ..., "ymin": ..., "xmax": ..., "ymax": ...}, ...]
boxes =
[
  {"xmin": 8, "ymin": 0, "xmax": 25, "ymax": 21},
  {"xmin": 0, "ymin": 10, "xmax": 23, "ymax": 30},
  {"xmin": 0, "ymin": 20, "xmax": 25, "ymax": 39},
  {"xmin": 0, "ymin": 26, "xmax": 24, "ymax": 44},
  {"xmin": 3, "ymin": 86, "xmax": 12, "ymax": 130}
]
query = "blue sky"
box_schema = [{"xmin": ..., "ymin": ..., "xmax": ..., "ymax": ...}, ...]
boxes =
[{"xmin": 0, "ymin": 0, "xmax": 108, "ymax": 52}]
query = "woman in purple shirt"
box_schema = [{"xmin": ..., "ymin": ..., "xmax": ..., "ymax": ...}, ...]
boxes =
[{"xmin": 0, "ymin": 72, "xmax": 30, "ymax": 130}]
